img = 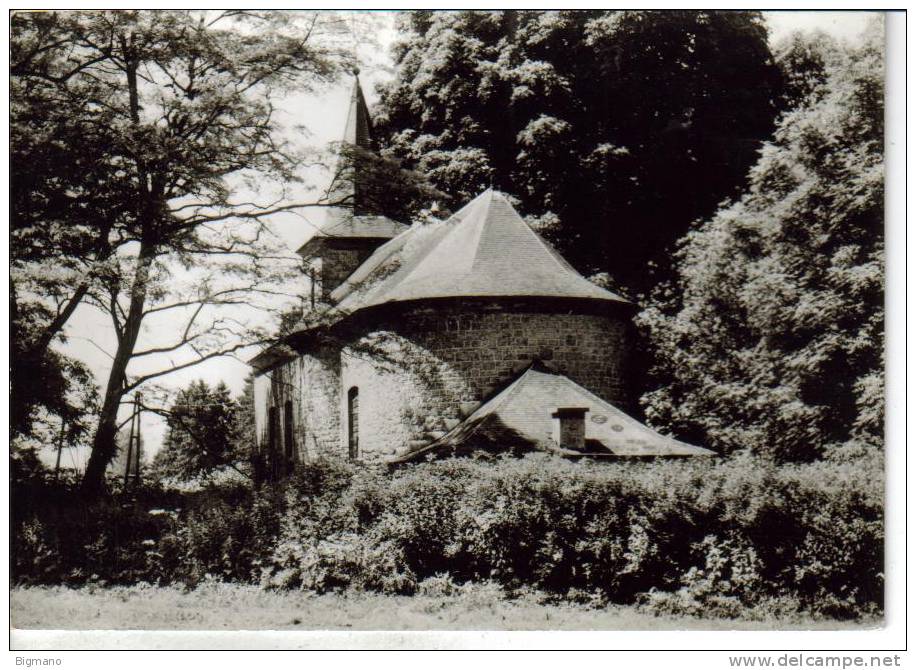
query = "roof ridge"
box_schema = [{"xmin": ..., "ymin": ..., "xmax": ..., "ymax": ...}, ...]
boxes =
[
  {"xmin": 489, "ymin": 191, "xmax": 583, "ymax": 280},
  {"xmin": 419, "ymin": 363, "xmax": 537, "ymax": 452}
]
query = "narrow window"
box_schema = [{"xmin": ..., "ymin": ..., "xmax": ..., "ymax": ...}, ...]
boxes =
[
  {"xmin": 347, "ymin": 387, "xmax": 359, "ymax": 459},
  {"xmin": 267, "ymin": 406, "xmax": 279, "ymax": 453},
  {"xmin": 283, "ymin": 400, "xmax": 295, "ymax": 465}
]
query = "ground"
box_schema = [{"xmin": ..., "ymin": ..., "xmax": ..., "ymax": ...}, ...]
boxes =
[{"xmin": 11, "ymin": 585, "xmax": 876, "ymax": 632}]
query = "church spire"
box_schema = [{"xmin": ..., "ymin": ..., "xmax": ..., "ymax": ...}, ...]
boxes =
[
  {"xmin": 342, "ymin": 67, "xmax": 373, "ymax": 150},
  {"xmin": 327, "ymin": 69, "xmax": 374, "ymax": 214},
  {"xmin": 296, "ymin": 70, "xmax": 410, "ymax": 301}
]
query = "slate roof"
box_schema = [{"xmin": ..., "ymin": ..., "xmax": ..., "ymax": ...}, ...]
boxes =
[
  {"xmin": 330, "ymin": 189, "xmax": 629, "ymax": 315},
  {"xmin": 394, "ymin": 363, "xmax": 714, "ymax": 462},
  {"xmin": 295, "ymin": 211, "xmax": 408, "ymax": 257}
]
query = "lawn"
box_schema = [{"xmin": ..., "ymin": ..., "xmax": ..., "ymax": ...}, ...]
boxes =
[{"xmin": 11, "ymin": 584, "xmax": 876, "ymax": 632}]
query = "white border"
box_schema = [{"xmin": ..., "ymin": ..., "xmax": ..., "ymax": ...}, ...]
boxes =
[{"xmin": 4, "ymin": 3, "xmax": 908, "ymax": 658}]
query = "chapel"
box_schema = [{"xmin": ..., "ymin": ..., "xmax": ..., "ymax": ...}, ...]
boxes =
[{"xmin": 249, "ymin": 75, "xmax": 712, "ymax": 472}]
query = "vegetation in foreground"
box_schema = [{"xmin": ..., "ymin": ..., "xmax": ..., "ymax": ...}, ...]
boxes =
[
  {"xmin": 12, "ymin": 582, "xmax": 879, "ymax": 631},
  {"xmin": 12, "ymin": 453, "xmax": 883, "ymax": 624},
  {"xmin": 9, "ymin": 10, "xmax": 884, "ymax": 634}
]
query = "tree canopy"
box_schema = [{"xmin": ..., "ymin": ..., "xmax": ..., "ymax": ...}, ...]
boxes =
[
  {"xmin": 637, "ymin": 22, "xmax": 884, "ymax": 461},
  {"xmin": 10, "ymin": 10, "xmax": 355, "ymax": 493},
  {"xmin": 150, "ymin": 380, "xmax": 248, "ymax": 482},
  {"xmin": 374, "ymin": 10, "xmax": 785, "ymax": 294}
]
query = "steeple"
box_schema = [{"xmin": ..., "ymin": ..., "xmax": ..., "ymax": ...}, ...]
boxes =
[
  {"xmin": 326, "ymin": 69, "xmax": 375, "ymax": 214},
  {"xmin": 342, "ymin": 68, "xmax": 372, "ymax": 151},
  {"xmin": 296, "ymin": 71, "xmax": 410, "ymax": 305}
]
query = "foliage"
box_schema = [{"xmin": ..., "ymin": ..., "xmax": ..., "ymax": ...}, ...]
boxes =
[
  {"xmin": 637, "ymin": 21, "xmax": 884, "ymax": 461},
  {"xmin": 375, "ymin": 10, "xmax": 784, "ymax": 293},
  {"xmin": 9, "ymin": 10, "xmax": 356, "ymax": 492},
  {"xmin": 10, "ymin": 11, "xmax": 131, "ymax": 412},
  {"xmin": 11, "ymin": 454, "xmax": 883, "ymax": 620},
  {"xmin": 773, "ymin": 29, "xmax": 845, "ymax": 110},
  {"xmin": 11, "ymin": 475, "xmax": 283, "ymax": 587},
  {"xmin": 149, "ymin": 380, "xmax": 250, "ymax": 482},
  {"xmin": 254, "ymin": 455, "xmax": 881, "ymax": 618},
  {"xmin": 326, "ymin": 142, "xmax": 447, "ymax": 224},
  {"xmin": 10, "ymin": 285, "xmax": 99, "ymax": 442}
]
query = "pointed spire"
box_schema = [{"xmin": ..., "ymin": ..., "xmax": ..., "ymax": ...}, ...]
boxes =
[
  {"xmin": 297, "ymin": 71, "xmax": 409, "ymax": 260},
  {"xmin": 326, "ymin": 70, "xmax": 375, "ymax": 215},
  {"xmin": 342, "ymin": 68, "xmax": 373, "ymax": 150}
]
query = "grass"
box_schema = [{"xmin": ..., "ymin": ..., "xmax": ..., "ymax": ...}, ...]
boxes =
[{"xmin": 10, "ymin": 584, "xmax": 877, "ymax": 631}]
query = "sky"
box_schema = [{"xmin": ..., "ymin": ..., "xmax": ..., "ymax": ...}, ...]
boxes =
[{"xmin": 50, "ymin": 10, "xmax": 882, "ymax": 468}]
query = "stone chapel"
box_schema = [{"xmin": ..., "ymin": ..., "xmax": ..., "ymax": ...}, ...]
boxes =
[{"xmin": 249, "ymin": 75, "xmax": 712, "ymax": 472}]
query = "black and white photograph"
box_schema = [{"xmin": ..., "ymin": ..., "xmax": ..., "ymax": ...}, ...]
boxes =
[{"xmin": 8, "ymin": 6, "xmax": 901, "ymax": 654}]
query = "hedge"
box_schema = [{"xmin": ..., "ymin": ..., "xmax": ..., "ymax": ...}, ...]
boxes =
[{"xmin": 12, "ymin": 450, "xmax": 883, "ymax": 620}]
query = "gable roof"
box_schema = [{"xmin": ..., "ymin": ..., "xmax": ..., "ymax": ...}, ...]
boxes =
[
  {"xmin": 394, "ymin": 363, "xmax": 714, "ymax": 462},
  {"xmin": 330, "ymin": 189, "xmax": 629, "ymax": 315}
]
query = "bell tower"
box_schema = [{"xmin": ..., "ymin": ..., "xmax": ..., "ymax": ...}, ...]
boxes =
[{"xmin": 296, "ymin": 70, "xmax": 409, "ymax": 307}]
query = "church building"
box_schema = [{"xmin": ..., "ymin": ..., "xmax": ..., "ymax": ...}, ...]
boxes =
[{"xmin": 249, "ymin": 75, "xmax": 712, "ymax": 472}]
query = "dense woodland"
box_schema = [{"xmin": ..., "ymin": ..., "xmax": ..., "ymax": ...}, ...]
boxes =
[{"xmin": 10, "ymin": 11, "xmax": 885, "ymax": 620}]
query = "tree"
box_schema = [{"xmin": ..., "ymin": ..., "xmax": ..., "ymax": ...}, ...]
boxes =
[
  {"xmin": 772, "ymin": 29, "xmax": 845, "ymax": 110},
  {"xmin": 637, "ymin": 21, "xmax": 884, "ymax": 461},
  {"xmin": 10, "ymin": 284, "xmax": 99, "ymax": 442},
  {"xmin": 374, "ymin": 10, "xmax": 785, "ymax": 294},
  {"xmin": 150, "ymin": 380, "xmax": 247, "ymax": 482},
  {"xmin": 10, "ymin": 12, "xmax": 126, "ymax": 355},
  {"xmin": 10, "ymin": 12, "xmax": 128, "ymax": 439},
  {"xmin": 8, "ymin": 10, "xmax": 359, "ymax": 494}
]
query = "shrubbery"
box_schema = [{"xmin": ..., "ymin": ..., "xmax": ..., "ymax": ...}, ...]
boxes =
[{"xmin": 11, "ymin": 452, "xmax": 883, "ymax": 620}]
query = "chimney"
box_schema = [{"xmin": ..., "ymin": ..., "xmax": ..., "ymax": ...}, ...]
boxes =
[{"xmin": 551, "ymin": 407, "xmax": 589, "ymax": 451}]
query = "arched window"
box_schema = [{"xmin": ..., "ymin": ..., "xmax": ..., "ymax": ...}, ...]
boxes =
[{"xmin": 347, "ymin": 387, "xmax": 359, "ymax": 459}]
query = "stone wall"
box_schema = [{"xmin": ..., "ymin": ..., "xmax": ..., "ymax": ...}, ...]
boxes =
[
  {"xmin": 339, "ymin": 302, "xmax": 630, "ymax": 462},
  {"xmin": 305, "ymin": 240, "xmax": 381, "ymax": 301},
  {"xmin": 253, "ymin": 340, "xmax": 344, "ymax": 467}
]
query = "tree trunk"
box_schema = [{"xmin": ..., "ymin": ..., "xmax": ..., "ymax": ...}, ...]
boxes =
[
  {"xmin": 81, "ymin": 242, "xmax": 154, "ymax": 495},
  {"xmin": 29, "ymin": 282, "xmax": 90, "ymax": 356},
  {"xmin": 82, "ymin": 50, "xmax": 154, "ymax": 496}
]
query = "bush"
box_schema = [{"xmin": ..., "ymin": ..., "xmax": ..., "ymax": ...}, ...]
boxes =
[
  {"xmin": 11, "ymin": 452, "xmax": 883, "ymax": 620},
  {"xmin": 10, "ymin": 477, "xmax": 284, "ymax": 587},
  {"xmin": 252, "ymin": 452, "xmax": 882, "ymax": 619}
]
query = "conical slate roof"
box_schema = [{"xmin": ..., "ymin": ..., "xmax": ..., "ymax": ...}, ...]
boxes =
[
  {"xmin": 395, "ymin": 364, "xmax": 714, "ymax": 462},
  {"xmin": 330, "ymin": 189, "xmax": 629, "ymax": 314},
  {"xmin": 298, "ymin": 74, "xmax": 408, "ymax": 257}
]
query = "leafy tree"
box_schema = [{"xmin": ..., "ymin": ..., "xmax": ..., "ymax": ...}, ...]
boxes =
[
  {"xmin": 10, "ymin": 12, "xmax": 123, "ymax": 440},
  {"xmin": 374, "ymin": 10, "xmax": 784, "ymax": 293},
  {"xmin": 150, "ymin": 380, "xmax": 248, "ymax": 482},
  {"xmin": 637, "ymin": 22, "xmax": 884, "ymax": 461},
  {"xmin": 9, "ymin": 10, "xmax": 359, "ymax": 494},
  {"xmin": 10, "ymin": 12, "xmax": 128, "ymax": 356},
  {"xmin": 772, "ymin": 29, "xmax": 845, "ymax": 110},
  {"xmin": 11, "ymin": 286, "xmax": 99, "ymax": 442}
]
